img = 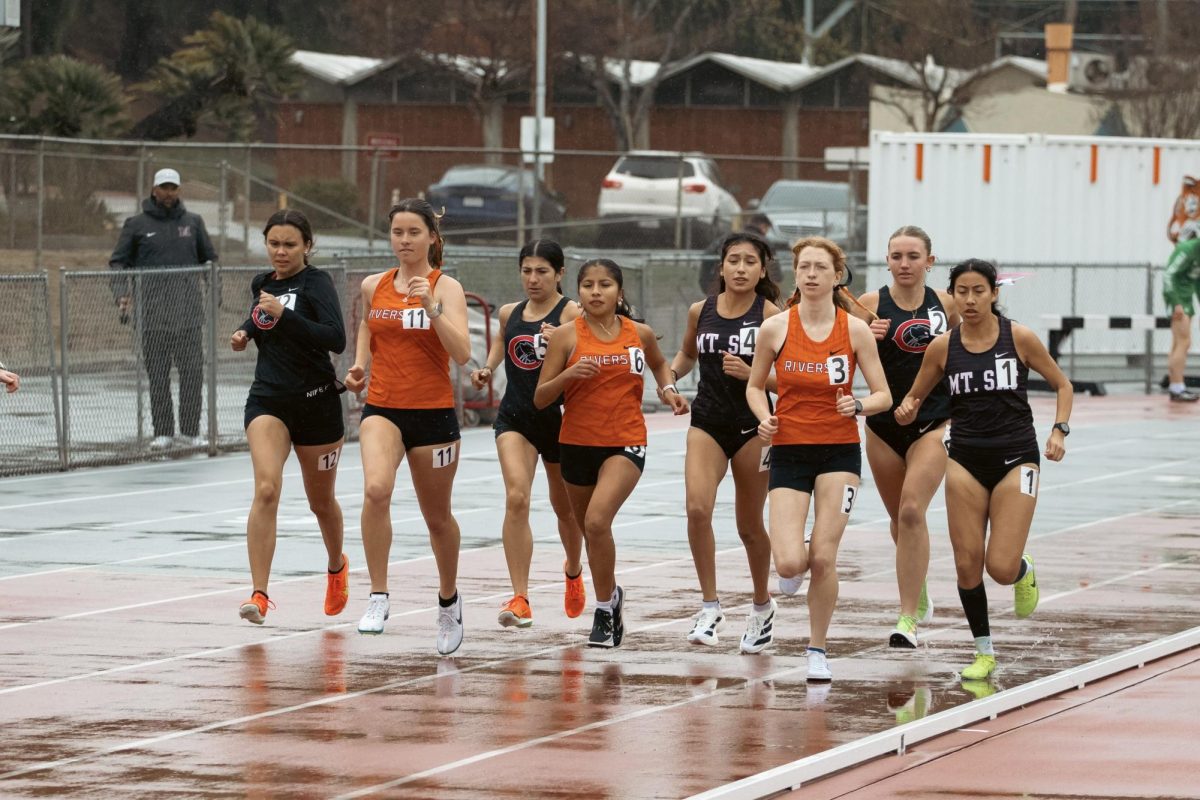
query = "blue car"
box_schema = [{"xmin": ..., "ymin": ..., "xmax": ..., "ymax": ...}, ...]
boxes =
[{"xmin": 426, "ymin": 165, "xmax": 566, "ymax": 233}]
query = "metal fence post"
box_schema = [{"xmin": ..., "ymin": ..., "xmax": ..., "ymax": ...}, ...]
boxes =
[
  {"xmin": 244, "ymin": 146, "xmax": 252, "ymax": 251},
  {"xmin": 367, "ymin": 151, "xmax": 380, "ymax": 252},
  {"xmin": 1068, "ymin": 263, "xmax": 1077, "ymax": 382},
  {"xmin": 207, "ymin": 259, "xmax": 219, "ymax": 454},
  {"xmin": 1144, "ymin": 261, "xmax": 1154, "ymax": 394},
  {"xmin": 35, "ymin": 138, "xmax": 45, "ymax": 270},
  {"xmin": 673, "ymin": 151, "xmax": 685, "ymax": 250},
  {"xmin": 43, "ymin": 271, "xmax": 66, "ymax": 470},
  {"xmin": 134, "ymin": 271, "xmax": 146, "ymax": 447},
  {"xmin": 59, "ymin": 268, "xmax": 71, "ymax": 467},
  {"xmin": 218, "ymin": 160, "xmax": 229, "ymax": 258}
]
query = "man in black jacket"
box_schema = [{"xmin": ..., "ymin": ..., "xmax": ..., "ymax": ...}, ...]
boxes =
[{"xmin": 109, "ymin": 168, "xmax": 219, "ymax": 449}]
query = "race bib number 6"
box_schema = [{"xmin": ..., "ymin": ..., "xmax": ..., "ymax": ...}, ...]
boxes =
[{"xmin": 627, "ymin": 346, "xmax": 645, "ymax": 375}]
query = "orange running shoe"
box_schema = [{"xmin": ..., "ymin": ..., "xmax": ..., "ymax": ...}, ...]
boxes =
[
  {"xmin": 498, "ymin": 595, "xmax": 533, "ymax": 628},
  {"xmin": 564, "ymin": 562, "xmax": 587, "ymax": 619},
  {"xmin": 239, "ymin": 590, "xmax": 275, "ymax": 625},
  {"xmin": 325, "ymin": 553, "xmax": 350, "ymax": 616}
]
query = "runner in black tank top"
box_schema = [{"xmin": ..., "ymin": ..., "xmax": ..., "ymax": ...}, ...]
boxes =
[
  {"xmin": 895, "ymin": 258, "xmax": 1073, "ymax": 684},
  {"xmin": 469, "ymin": 240, "xmax": 584, "ymax": 630},
  {"xmin": 852, "ymin": 226, "xmax": 958, "ymax": 651},
  {"xmin": 669, "ymin": 232, "xmax": 782, "ymax": 654}
]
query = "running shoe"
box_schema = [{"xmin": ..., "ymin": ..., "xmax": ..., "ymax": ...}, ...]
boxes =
[
  {"xmin": 739, "ymin": 598, "xmax": 777, "ymax": 654},
  {"xmin": 564, "ymin": 562, "xmax": 586, "ymax": 619},
  {"xmin": 612, "ymin": 585, "xmax": 625, "ymax": 647},
  {"xmin": 1169, "ymin": 388, "xmax": 1200, "ymax": 402},
  {"xmin": 687, "ymin": 606, "xmax": 725, "ymax": 646},
  {"xmin": 238, "ymin": 590, "xmax": 274, "ymax": 625},
  {"xmin": 1013, "ymin": 553, "xmax": 1039, "ymax": 619},
  {"xmin": 588, "ymin": 586, "xmax": 625, "ymax": 648},
  {"xmin": 916, "ymin": 580, "xmax": 934, "ymax": 625},
  {"xmin": 437, "ymin": 592, "xmax": 464, "ymax": 655},
  {"xmin": 357, "ymin": 592, "xmax": 389, "ymax": 635},
  {"xmin": 960, "ymin": 678, "xmax": 998, "ymax": 700},
  {"xmin": 960, "ymin": 652, "xmax": 997, "ymax": 680},
  {"xmin": 888, "ymin": 687, "xmax": 932, "ymax": 724},
  {"xmin": 498, "ymin": 595, "xmax": 533, "ymax": 628},
  {"xmin": 889, "ymin": 614, "xmax": 919, "ymax": 649},
  {"xmin": 324, "ymin": 553, "xmax": 349, "ymax": 616},
  {"xmin": 806, "ymin": 648, "xmax": 832, "ymax": 682},
  {"xmin": 777, "ymin": 574, "xmax": 804, "ymax": 596}
]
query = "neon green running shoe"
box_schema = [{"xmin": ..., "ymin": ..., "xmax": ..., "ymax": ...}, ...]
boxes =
[
  {"xmin": 916, "ymin": 580, "xmax": 933, "ymax": 625},
  {"xmin": 888, "ymin": 614, "xmax": 918, "ymax": 649},
  {"xmin": 960, "ymin": 678, "xmax": 997, "ymax": 700},
  {"xmin": 961, "ymin": 652, "xmax": 997, "ymax": 680},
  {"xmin": 1013, "ymin": 553, "xmax": 1039, "ymax": 619},
  {"xmin": 889, "ymin": 687, "xmax": 932, "ymax": 724}
]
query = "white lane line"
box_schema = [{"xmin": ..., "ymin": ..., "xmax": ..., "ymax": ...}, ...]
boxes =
[{"xmin": 0, "ymin": 543, "xmax": 243, "ymax": 582}]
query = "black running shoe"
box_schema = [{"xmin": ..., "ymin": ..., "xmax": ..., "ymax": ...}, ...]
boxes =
[
  {"xmin": 612, "ymin": 585, "xmax": 625, "ymax": 647},
  {"xmin": 588, "ymin": 607, "xmax": 615, "ymax": 648}
]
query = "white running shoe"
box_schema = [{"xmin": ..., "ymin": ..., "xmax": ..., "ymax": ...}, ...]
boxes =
[
  {"xmin": 806, "ymin": 649, "xmax": 832, "ymax": 682},
  {"xmin": 686, "ymin": 606, "xmax": 725, "ymax": 646},
  {"xmin": 778, "ymin": 574, "xmax": 804, "ymax": 596},
  {"xmin": 437, "ymin": 593, "xmax": 464, "ymax": 655},
  {"xmin": 357, "ymin": 593, "xmax": 389, "ymax": 635},
  {"xmin": 739, "ymin": 598, "xmax": 777, "ymax": 654},
  {"xmin": 916, "ymin": 580, "xmax": 934, "ymax": 625},
  {"xmin": 149, "ymin": 435, "xmax": 173, "ymax": 450}
]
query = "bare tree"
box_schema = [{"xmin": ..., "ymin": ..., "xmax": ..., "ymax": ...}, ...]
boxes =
[{"xmin": 559, "ymin": 0, "xmax": 731, "ymax": 151}]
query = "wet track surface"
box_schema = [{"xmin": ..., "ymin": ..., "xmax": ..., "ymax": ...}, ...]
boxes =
[{"xmin": 2, "ymin": 392, "xmax": 1198, "ymax": 798}]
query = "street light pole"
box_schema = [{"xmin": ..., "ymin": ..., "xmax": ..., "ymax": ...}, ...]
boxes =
[{"xmin": 532, "ymin": 0, "xmax": 546, "ymax": 238}]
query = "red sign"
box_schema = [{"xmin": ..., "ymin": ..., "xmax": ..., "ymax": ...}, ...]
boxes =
[{"xmin": 366, "ymin": 133, "xmax": 401, "ymax": 160}]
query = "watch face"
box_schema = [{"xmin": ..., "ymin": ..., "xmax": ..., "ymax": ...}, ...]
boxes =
[{"xmin": 1055, "ymin": 422, "xmax": 1070, "ymax": 435}]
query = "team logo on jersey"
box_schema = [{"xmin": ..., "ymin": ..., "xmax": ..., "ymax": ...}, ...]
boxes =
[
  {"xmin": 178, "ymin": 225, "xmax": 192, "ymax": 238},
  {"xmin": 251, "ymin": 304, "xmax": 277, "ymax": 330},
  {"xmin": 508, "ymin": 334, "xmax": 545, "ymax": 370},
  {"xmin": 892, "ymin": 318, "xmax": 933, "ymax": 353}
]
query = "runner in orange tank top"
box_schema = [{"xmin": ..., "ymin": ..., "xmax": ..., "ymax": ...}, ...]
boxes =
[
  {"xmin": 747, "ymin": 236, "xmax": 890, "ymax": 682},
  {"xmin": 535, "ymin": 259, "xmax": 688, "ymax": 648},
  {"xmin": 343, "ymin": 198, "xmax": 472, "ymax": 655}
]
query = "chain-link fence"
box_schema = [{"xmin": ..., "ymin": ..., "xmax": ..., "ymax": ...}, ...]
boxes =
[{"xmin": 0, "ymin": 273, "xmax": 62, "ymax": 476}]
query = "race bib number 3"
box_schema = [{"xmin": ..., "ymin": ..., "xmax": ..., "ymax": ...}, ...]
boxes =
[
  {"xmin": 840, "ymin": 484, "xmax": 858, "ymax": 514},
  {"xmin": 827, "ymin": 355, "xmax": 850, "ymax": 385},
  {"xmin": 402, "ymin": 307, "xmax": 431, "ymax": 330}
]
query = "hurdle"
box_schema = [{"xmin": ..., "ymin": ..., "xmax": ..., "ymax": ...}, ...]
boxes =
[{"xmin": 1037, "ymin": 314, "xmax": 1173, "ymax": 396}]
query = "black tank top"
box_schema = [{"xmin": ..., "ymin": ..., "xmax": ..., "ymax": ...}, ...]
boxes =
[
  {"xmin": 499, "ymin": 296, "xmax": 571, "ymax": 417},
  {"xmin": 944, "ymin": 315, "xmax": 1037, "ymax": 449},
  {"xmin": 870, "ymin": 285, "xmax": 950, "ymax": 422},
  {"xmin": 690, "ymin": 293, "xmax": 769, "ymax": 427}
]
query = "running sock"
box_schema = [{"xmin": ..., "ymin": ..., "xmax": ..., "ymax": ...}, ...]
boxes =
[
  {"xmin": 1013, "ymin": 557, "xmax": 1029, "ymax": 584},
  {"xmin": 369, "ymin": 591, "xmax": 389, "ymax": 598},
  {"xmin": 252, "ymin": 589, "xmax": 269, "ymax": 599},
  {"xmin": 957, "ymin": 583, "xmax": 991, "ymax": 639},
  {"xmin": 702, "ymin": 599, "xmax": 721, "ymax": 612},
  {"xmin": 1170, "ymin": 382, "xmax": 1187, "ymax": 394},
  {"xmin": 328, "ymin": 559, "xmax": 346, "ymax": 574},
  {"xmin": 752, "ymin": 600, "xmax": 773, "ymax": 614},
  {"xmin": 565, "ymin": 566, "xmax": 582, "ymax": 580},
  {"xmin": 438, "ymin": 591, "xmax": 458, "ymax": 608},
  {"xmin": 974, "ymin": 635, "xmax": 995, "ymax": 656},
  {"xmin": 806, "ymin": 646, "xmax": 826, "ymax": 656},
  {"xmin": 596, "ymin": 598, "xmax": 614, "ymax": 612}
]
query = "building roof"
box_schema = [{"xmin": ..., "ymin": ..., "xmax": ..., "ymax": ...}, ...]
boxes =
[{"xmin": 291, "ymin": 49, "xmax": 392, "ymax": 86}]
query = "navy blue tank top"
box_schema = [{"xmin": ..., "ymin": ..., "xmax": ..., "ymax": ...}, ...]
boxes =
[
  {"xmin": 944, "ymin": 315, "xmax": 1037, "ymax": 449},
  {"xmin": 690, "ymin": 293, "xmax": 768, "ymax": 427},
  {"xmin": 870, "ymin": 285, "xmax": 950, "ymax": 422},
  {"xmin": 499, "ymin": 296, "xmax": 571, "ymax": 417}
]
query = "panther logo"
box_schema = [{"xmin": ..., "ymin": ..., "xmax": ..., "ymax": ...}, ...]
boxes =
[
  {"xmin": 508, "ymin": 334, "xmax": 543, "ymax": 370},
  {"xmin": 892, "ymin": 318, "xmax": 932, "ymax": 353}
]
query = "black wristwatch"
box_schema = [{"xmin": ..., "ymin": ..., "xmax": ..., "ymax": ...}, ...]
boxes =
[
  {"xmin": 1052, "ymin": 422, "xmax": 1070, "ymax": 436},
  {"xmin": 854, "ymin": 399, "xmax": 864, "ymax": 415}
]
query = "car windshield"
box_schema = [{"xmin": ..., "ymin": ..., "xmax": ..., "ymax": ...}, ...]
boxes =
[
  {"xmin": 615, "ymin": 156, "xmax": 696, "ymax": 180},
  {"xmin": 762, "ymin": 183, "xmax": 851, "ymax": 211},
  {"xmin": 441, "ymin": 166, "xmax": 534, "ymax": 190}
]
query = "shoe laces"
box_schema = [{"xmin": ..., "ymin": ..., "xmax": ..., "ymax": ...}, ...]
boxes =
[
  {"xmin": 897, "ymin": 614, "xmax": 918, "ymax": 633},
  {"xmin": 594, "ymin": 609, "xmax": 614, "ymax": 636},
  {"xmin": 363, "ymin": 595, "xmax": 387, "ymax": 621},
  {"xmin": 437, "ymin": 602, "xmax": 460, "ymax": 635}
]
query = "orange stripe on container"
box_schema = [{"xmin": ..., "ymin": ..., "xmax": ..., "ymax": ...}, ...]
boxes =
[
  {"xmin": 915, "ymin": 143, "xmax": 924, "ymax": 182},
  {"xmin": 1090, "ymin": 144, "xmax": 1098, "ymax": 184},
  {"xmin": 983, "ymin": 144, "xmax": 992, "ymax": 183},
  {"xmin": 1153, "ymin": 146, "xmax": 1161, "ymax": 185}
]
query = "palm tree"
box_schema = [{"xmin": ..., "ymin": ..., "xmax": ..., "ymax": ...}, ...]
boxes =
[
  {"xmin": 132, "ymin": 11, "xmax": 303, "ymax": 141},
  {"xmin": 0, "ymin": 55, "xmax": 128, "ymax": 137}
]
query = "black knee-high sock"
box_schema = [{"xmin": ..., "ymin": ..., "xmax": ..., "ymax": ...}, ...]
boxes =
[{"xmin": 958, "ymin": 583, "xmax": 990, "ymax": 638}]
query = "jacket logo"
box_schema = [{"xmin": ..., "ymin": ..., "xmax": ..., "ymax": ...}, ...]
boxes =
[
  {"xmin": 179, "ymin": 226, "xmax": 192, "ymax": 237},
  {"xmin": 252, "ymin": 305, "xmax": 277, "ymax": 330}
]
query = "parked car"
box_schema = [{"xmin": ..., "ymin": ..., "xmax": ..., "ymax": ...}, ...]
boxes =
[
  {"xmin": 753, "ymin": 179, "xmax": 862, "ymax": 253},
  {"xmin": 596, "ymin": 151, "xmax": 741, "ymax": 247},
  {"xmin": 426, "ymin": 164, "xmax": 566, "ymax": 233}
]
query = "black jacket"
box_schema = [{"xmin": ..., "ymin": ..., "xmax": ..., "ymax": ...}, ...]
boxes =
[{"xmin": 108, "ymin": 197, "xmax": 219, "ymax": 330}]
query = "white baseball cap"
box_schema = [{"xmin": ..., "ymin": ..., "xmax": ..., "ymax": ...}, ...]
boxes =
[{"xmin": 153, "ymin": 168, "xmax": 181, "ymax": 187}]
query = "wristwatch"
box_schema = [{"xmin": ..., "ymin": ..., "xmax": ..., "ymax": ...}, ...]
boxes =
[
  {"xmin": 854, "ymin": 399, "xmax": 864, "ymax": 415},
  {"xmin": 1052, "ymin": 421, "xmax": 1070, "ymax": 436},
  {"xmin": 428, "ymin": 301, "xmax": 444, "ymax": 319}
]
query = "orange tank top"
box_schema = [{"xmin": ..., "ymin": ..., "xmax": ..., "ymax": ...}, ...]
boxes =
[
  {"xmin": 773, "ymin": 305, "xmax": 858, "ymax": 445},
  {"xmin": 365, "ymin": 268, "xmax": 453, "ymax": 409},
  {"xmin": 560, "ymin": 316, "xmax": 647, "ymax": 447}
]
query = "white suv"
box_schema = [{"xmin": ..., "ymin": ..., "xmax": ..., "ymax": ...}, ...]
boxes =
[{"xmin": 597, "ymin": 151, "xmax": 741, "ymax": 246}]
